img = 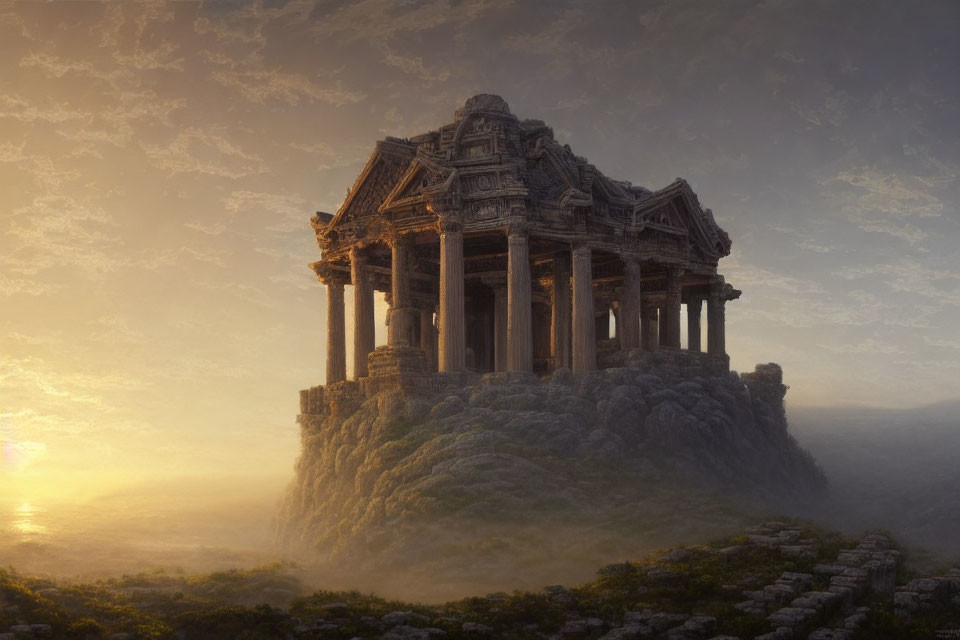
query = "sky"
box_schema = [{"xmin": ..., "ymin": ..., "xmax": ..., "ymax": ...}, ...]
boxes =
[{"xmin": 1, "ymin": 0, "xmax": 958, "ymax": 503}]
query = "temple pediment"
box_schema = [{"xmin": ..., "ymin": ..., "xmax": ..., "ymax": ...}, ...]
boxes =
[{"xmin": 321, "ymin": 140, "xmax": 416, "ymax": 240}]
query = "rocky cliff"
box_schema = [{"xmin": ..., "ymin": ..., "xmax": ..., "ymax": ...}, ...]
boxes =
[{"xmin": 278, "ymin": 359, "xmax": 826, "ymax": 597}]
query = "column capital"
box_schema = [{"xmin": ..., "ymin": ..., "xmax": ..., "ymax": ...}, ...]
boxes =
[
  {"xmin": 572, "ymin": 242, "xmax": 592, "ymax": 259},
  {"xmin": 315, "ymin": 263, "xmax": 349, "ymax": 286},
  {"xmin": 349, "ymin": 245, "xmax": 368, "ymax": 265},
  {"xmin": 387, "ymin": 231, "xmax": 415, "ymax": 249},
  {"xmin": 436, "ymin": 212, "xmax": 463, "ymax": 235},
  {"xmin": 505, "ymin": 217, "xmax": 529, "ymax": 239}
]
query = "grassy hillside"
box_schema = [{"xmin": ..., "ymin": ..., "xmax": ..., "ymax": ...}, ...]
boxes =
[{"xmin": 3, "ymin": 520, "xmax": 958, "ymax": 639}]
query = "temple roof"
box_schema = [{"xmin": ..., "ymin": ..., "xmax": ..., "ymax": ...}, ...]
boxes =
[{"xmin": 314, "ymin": 95, "xmax": 732, "ymax": 265}]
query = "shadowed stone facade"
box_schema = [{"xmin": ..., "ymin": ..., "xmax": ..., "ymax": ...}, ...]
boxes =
[{"xmin": 309, "ymin": 95, "xmax": 741, "ymax": 395}]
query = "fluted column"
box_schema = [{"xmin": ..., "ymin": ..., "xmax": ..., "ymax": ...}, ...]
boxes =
[
  {"xmin": 493, "ymin": 283, "xmax": 508, "ymax": 371},
  {"xmin": 324, "ymin": 275, "xmax": 346, "ymax": 384},
  {"xmin": 641, "ymin": 301, "xmax": 658, "ymax": 351},
  {"xmin": 507, "ymin": 226, "xmax": 532, "ymax": 372},
  {"xmin": 351, "ymin": 248, "xmax": 375, "ymax": 378},
  {"xmin": 619, "ymin": 257, "xmax": 642, "ymax": 350},
  {"xmin": 388, "ymin": 236, "xmax": 414, "ymax": 347},
  {"xmin": 687, "ymin": 298, "xmax": 702, "ymax": 352},
  {"xmin": 438, "ymin": 215, "xmax": 465, "ymax": 371},
  {"xmin": 571, "ymin": 244, "xmax": 596, "ymax": 373},
  {"xmin": 663, "ymin": 267, "xmax": 683, "ymax": 348},
  {"xmin": 551, "ymin": 251, "xmax": 571, "ymax": 370},
  {"xmin": 708, "ymin": 284, "xmax": 726, "ymax": 356}
]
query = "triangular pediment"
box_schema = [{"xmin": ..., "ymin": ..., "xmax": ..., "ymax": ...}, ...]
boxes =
[
  {"xmin": 378, "ymin": 155, "xmax": 449, "ymax": 213},
  {"xmin": 322, "ymin": 142, "xmax": 415, "ymax": 235},
  {"xmin": 636, "ymin": 179, "xmax": 732, "ymax": 258}
]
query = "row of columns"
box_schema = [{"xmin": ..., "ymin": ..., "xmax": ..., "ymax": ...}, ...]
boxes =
[{"xmin": 320, "ymin": 232, "xmax": 728, "ymax": 384}]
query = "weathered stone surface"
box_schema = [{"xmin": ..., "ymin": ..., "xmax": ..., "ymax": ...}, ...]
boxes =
[
  {"xmin": 790, "ymin": 591, "xmax": 840, "ymax": 611},
  {"xmin": 382, "ymin": 611, "xmax": 431, "ymax": 627},
  {"xmin": 754, "ymin": 627, "xmax": 793, "ymax": 640},
  {"xmin": 767, "ymin": 606, "xmax": 817, "ymax": 628},
  {"xmin": 461, "ymin": 622, "xmax": 493, "ymax": 634},
  {"xmin": 382, "ymin": 625, "xmax": 447, "ymax": 640},
  {"xmin": 280, "ymin": 361, "xmax": 826, "ymax": 589},
  {"xmin": 598, "ymin": 626, "xmax": 653, "ymax": 640},
  {"xmin": 806, "ymin": 629, "xmax": 853, "ymax": 640}
]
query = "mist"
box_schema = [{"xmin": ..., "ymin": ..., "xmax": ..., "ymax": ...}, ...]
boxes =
[
  {"xmin": 789, "ymin": 401, "xmax": 960, "ymax": 564},
  {"xmin": 4, "ymin": 400, "xmax": 960, "ymax": 604}
]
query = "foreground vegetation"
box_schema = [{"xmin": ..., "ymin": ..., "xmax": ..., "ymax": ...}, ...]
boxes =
[{"xmin": 1, "ymin": 521, "xmax": 958, "ymax": 639}]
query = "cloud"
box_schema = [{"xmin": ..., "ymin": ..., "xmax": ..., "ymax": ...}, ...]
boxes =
[
  {"xmin": 3, "ymin": 195, "xmax": 122, "ymax": 277},
  {"xmin": 142, "ymin": 128, "xmax": 269, "ymax": 178},
  {"xmin": 0, "ymin": 144, "xmax": 82, "ymax": 189},
  {"xmin": 819, "ymin": 337, "xmax": 904, "ymax": 356},
  {"xmin": 112, "ymin": 40, "xmax": 184, "ymax": 72},
  {"xmin": 835, "ymin": 258, "xmax": 960, "ymax": 307},
  {"xmin": 0, "ymin": 94, "xmax": 93, "ymax": 124},
  {"xmin": 501, "ymin": 7, "xmax": 582, "ymax": 55},
  {"xmin": 185, "ymin": 221, "xmax": 227, "ymax": 236},
  {"xmin": 822, "ymin": 167, "xmax": 952, "ymax": 245},
  {"xmin": 210, "ymin": 67, "xmax": 365, "ymax": 106},
  {"xmin": 922, "ymin": 336, "xmax": 960, "ymax": 351},
  {"xmin": 19, "ymin": 51, "xmax": 130, "ymax": 84},
  {"xmin": 831, "ymin": 169, "xmax": 945, "ymax": 218},
  {"xmin": 223, "ymin": 190, "xmax": 307, "ymax": 232},
  {"xmin": 382, "ymin": 48, "xmax": 450, "ymax": 84}
]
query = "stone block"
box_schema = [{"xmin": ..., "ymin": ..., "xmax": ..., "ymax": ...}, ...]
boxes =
[{"xmin": 766, "ymin": 607, "xmax": 817, "ymax": 629}]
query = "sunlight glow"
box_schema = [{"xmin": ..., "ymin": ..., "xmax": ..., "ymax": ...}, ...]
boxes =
[{"xmin": 12, "ymin": 502, "xmax": 48, "ymax": 536}]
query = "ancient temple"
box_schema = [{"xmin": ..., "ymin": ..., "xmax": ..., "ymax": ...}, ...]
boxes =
[{"xmin": 306, "ymin": 95, "xmax": 740, "ymax": 403}]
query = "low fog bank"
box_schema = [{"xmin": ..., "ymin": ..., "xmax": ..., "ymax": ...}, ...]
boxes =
[
  {"xmin": 789, "ymin": 400, "xmax": 960, "ymax": 563},
  {"xmin": 7, "ymin": 396, "xmax": 956, "ymax": 604},
  {"xmin": 0, "ymin": 474, "xmax": 290, "ymax": 581}
]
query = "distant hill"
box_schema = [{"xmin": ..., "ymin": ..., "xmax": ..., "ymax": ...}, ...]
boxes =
[{"xmin": 789, "ymin": 400, "xmax": 960, "ymax": 560}]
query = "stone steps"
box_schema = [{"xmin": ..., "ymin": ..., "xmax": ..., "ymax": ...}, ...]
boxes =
[{"xmin": 729, "ymin": 523, "xmax": 899, "ymax": 640}]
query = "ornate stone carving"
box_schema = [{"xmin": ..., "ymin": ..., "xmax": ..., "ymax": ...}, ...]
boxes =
[{"xmin": 307, "ymin": 94, "xmax": 743, "ymax": 391}]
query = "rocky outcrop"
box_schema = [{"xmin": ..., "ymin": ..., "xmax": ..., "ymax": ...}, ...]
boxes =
[{"xmin": 278, "ymin": 362, "xmax": 825, "ymax": 589}]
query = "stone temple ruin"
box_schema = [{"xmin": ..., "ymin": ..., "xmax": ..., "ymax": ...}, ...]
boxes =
[{"xmin": 302, "ymin": 94, "xmax": 742, "ymax": 412}]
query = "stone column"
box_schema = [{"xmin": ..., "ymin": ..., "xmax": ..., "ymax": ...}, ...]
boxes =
[
  {"xmin": 420, "ymin": 308, "xmax": 437, "ymax": 370},
  {"xmin": 641, "ymin": 301, "xmax": 658, "ymax": 351},
  {"xmin": 571, "ymin": 244, "xmax": 596, "ymax": 373},
  {"xmin": 687, "ymin": 298, "xmax": 702, "ymax": 352},
  {"xmin": 551, "ymin": 251, "xmax": 571, "ymax": 370},
  {"xmin": 387, "ymin": 235, "xmax": 414, "ymax": 347},
  {"xmin": 507, "ymin": 226, "xmax": 533, "ymax": 372},
  {"xmin": 350, "ymin": 247, "xmax": 375, "ymax": 378},
  {"xmin": 323, "ymin": 274, "xmax": 346, "ymax": 384},
  {"xmin": 663, "ymin": 267, "xmax": 683, "ymax": 348},
  {"xmin": 708, "ymin": 284, "xmax": 726, "ymax": 356},
  {"xmin": 438, "ymin": 216, "xmax": 465, "ymax": 371},
  {"xmin": 493, "ymin": 283, "xmax": 508, "ymax": 372},
  {"xmin": 619, "ymin": 257, "xmax": 642, "ymax": 350}
]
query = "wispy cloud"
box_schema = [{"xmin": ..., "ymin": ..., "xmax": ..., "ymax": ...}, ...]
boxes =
[
  {"xmin": 210, "ymin": 67, "xmax": 365, "ymax": 106},
  {"xmin": 142, "ymin": 128, "xmax": 269, "ymax": 178},
  {"xmin": 836, "ymin": 258, "xmax": 960, "ymax": 307},
  {"xmin": 822, "ymin": 167, "xmax": 952, "ymax": 245}
]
